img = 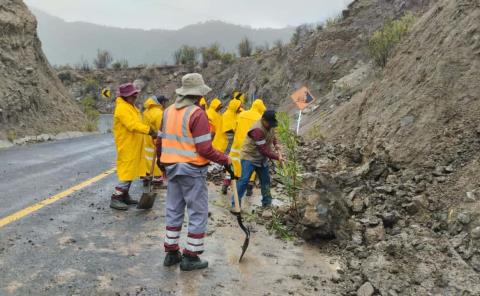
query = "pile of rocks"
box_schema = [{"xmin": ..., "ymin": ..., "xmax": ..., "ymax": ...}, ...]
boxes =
[{"xmin": 281, "ymin": 138, "xmax": 480, "ymax": 295}]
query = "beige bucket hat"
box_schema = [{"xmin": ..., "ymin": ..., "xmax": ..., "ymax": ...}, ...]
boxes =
[{"xmin": 175, "ymin": 73, "xmax": 212, "ymax": 97}]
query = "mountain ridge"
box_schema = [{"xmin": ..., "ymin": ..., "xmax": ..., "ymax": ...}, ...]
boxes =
[{"xmin": 30, "ymin": 7, "xmax": 295, "ymax": 66}]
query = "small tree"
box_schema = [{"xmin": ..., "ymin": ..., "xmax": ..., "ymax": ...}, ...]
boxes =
[
  {"xmin": 93, "ymin": 49, "xmax": 113, "ymax": 69},
  {"xmin": 173, "ymin": 45, "xmax": 199, "ymax": 66},
  {"xmin": 112, "ymin": 58, "xmax": 129, "ymax": 69},
  {"xmin": 75, "ymin": 57, "xmax": 91, "ymax": 72},
  {"xmin": 276, "ymin": 112, "xmax": 303, "ymax": 216},
  {"xmin": 201, "ymin": 43, "xmax": 222, "ymax": 65},
  {"xmin": 238, "ymin": 37, "xmax": 252, "ymax": 57},
  {"xmin": 274, "ymin": 39, "xmax": 284, "ymax": 55},
  {"xmin": 173, "ymin": 49, "xmax": 182, "ymax": 65},
  {"xmin": 120, "ymin": 58, "xmax": 129, "ymax": 69},
  {"xmin": 111, "ymin": 61, "xmax": 122, "ymax": 70}
]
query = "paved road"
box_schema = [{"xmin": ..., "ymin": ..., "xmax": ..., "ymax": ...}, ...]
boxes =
[{"xmin": 0, "ymin": 132, "xmax": 339, "ymax": 296}]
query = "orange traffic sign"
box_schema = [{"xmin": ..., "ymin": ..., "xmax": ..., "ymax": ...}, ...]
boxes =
[{"xmin": 290, "ymin": 87, "xmax": 316, "ymax": 110}]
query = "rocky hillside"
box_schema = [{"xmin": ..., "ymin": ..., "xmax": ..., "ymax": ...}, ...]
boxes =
[
  {"xmin": 54, "ymin": 0, "xmax": 480, "ymax": 294},
  {"xmin": 58, "ymin": 0, "xmax": 432, "ymax": 113},
  {"xmin": 0, "ymin": 0, "xmax": 87, "ymax": 142}
]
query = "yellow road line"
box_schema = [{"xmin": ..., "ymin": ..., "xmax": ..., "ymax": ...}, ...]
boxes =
[{"xmin": 0, "ymin": 168, "xmax": 116, "ymax": 228}]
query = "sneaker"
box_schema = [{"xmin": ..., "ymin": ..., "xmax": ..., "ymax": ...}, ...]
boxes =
[
  {"xmin": 123, "ymin": 194, "xmax": 138, "ymax": 205},
  {"xmin": 180, "ymin": 254, "xmax": 209, "ymax": 271},
  {"xmin": 163, "ymin": 251, "xmax": 182, "ymax": 267},
  {"xmin": 110, "ymin": 195, "xmax": 128, "ymax": 210}
]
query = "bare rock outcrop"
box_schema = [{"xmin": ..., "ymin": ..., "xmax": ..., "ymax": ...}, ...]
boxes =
[{"xmin": 0, "ymin": 0, "xmax": 86, "ymax": 141}]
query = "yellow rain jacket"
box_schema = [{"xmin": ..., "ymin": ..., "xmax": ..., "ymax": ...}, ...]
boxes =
[
  {"xmin": 233, "ymin": 92, "xmax": 246, "ymax": 112},
  {"xmin": 230, "ymin": 99, "xmax": 267, "ymax": 177},
  {"xmin": 113, "ymin": 97, "xmax": 151, "ymax": 181},
  {"xmin": 206, "ymin": 98, "xmax": 222, "ymax": 136},
  {"xmin": 199, "ymin": 97, "xmax": 208, "ymax": 110},
  {"xmin": 212, "ymin": 99, "xmax": 242, "ymax": 152},
  {"xmin": 142, "ymin": 97, "xmax": 164, "ymax": 176}
]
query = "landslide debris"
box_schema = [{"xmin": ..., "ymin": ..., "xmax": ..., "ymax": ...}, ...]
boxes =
[
  {"xmin": 273, "ymin": 0, "xmax": 480, "ymax": 294},
  {"xmin": 0, "ymin": 0, "xmax": 87, "ymax": 141}
]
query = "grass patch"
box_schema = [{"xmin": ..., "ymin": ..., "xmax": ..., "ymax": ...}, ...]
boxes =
[
  {"xmin": 267, "ymin": 210, "xmax": 294, "ymax": 241},
  {"xmin": 7, "ymin": 130, "xmax": 16, "ymax": 142}
]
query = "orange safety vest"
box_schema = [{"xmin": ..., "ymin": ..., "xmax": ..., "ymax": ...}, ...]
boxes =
[{"xmin": 160, "ymin": 105, "xmax": 210, "ymax": 166}]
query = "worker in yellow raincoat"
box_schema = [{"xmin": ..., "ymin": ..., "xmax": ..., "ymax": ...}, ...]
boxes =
[
  {"xmin": 233, "ymin": 91, "xmax": 246, "ymax": 112},
  {"xmin": 199, "ymin": 97, "xmax": 208, "ymax": 111},
  {"xmin": 206, "ymin": 98, "xmax": 223, "ymax": 137},
  {"xmin": 142, "ymin": 94, "xmax": 169, "ymax": 189},
  {"xmin": 111, "ymin": 82, "xmax": 157, "ymax": 211},
  {"xmin": 229, "ymin": 99, "xmax": 267, "ymax": 196},
  {"xmin": 212, "ymin": 98, "xmax": 242, "ymax": 194}
]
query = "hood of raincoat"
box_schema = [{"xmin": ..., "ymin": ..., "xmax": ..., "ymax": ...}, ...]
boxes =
[
  {"xmin": 143, "ymin": 97, "xmax": 161, "ymax": 110},
  {"xmin": 221, "ymin": 99, "xmax": 242, "ymax": 132},
  {"xmin": 251, "ymin": 99, "xmax": 266, "ymax": 114},
  {"xmin": 208, "ymin": 98, "xmax": 222, "ymax": 112},
  {"xmin": 237, "ymin": 99, "xmax": 266, "ymax": 121},
  {"xmin": 199, "ymin": 97, "xmax": 208, "ymax": 109},
  {"xmin": 227, "ymin": 99, "xmax": 242, "ymax": 112}
]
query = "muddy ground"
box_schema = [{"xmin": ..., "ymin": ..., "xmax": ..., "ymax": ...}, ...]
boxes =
[{"xmin": 0, "ymin": 134, "xmax": 341, "ymax": 296}]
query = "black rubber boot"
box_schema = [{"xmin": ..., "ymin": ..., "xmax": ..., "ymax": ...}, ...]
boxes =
[
  {"xmin": 110, "ymin": 195, "xmax": 128, "ymax": 210},
  {"xmin": 123, "ymin": 194, "xmax": 138, "ymax": 205},
  {"xmin": 180, "ymin": 254, "xmax": 209, "ymax": 271},
  {"xmin": 246, "ymin": 183, "xmax": 253, "ymax": 197},
  {"xmin": 163, "ymin": 251, "xmax": 182, "ymax": 266},
  {"xmin": 221, "ymin": 185, "xmax": 228, "ymax": 195}
]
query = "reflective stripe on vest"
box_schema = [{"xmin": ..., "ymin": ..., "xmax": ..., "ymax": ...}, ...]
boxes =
[{"xmin": 160, "ymin": 105, "xmax": 210, "ymax": 166}]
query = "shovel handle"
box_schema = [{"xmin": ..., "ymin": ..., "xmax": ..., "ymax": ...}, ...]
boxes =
[
  {"xmin": 225, "ymin": 165, "xmax": 241, "ymax": 213},
  {"xmin": 231, "ymin": 179, "xmax": 241, "ymax": 214}
]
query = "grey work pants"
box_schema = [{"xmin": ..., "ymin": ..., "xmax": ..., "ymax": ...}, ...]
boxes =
[{"xmin": 164, "ymin": 170, "xmax": 208, "ymax": 255}]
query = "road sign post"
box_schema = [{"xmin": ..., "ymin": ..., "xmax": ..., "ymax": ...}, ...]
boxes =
[
  {"xmin": 296, "ymin": 110, "xmax": 302, "ymax": 135},
  {"xmin": 290, "ymin": 86, "xmax": 316, "ymax": 135}
]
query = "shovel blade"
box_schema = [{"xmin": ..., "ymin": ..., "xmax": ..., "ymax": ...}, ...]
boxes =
[{"xmin": 137, "ymin": 192, "xmax": 156, "ymax": 209}]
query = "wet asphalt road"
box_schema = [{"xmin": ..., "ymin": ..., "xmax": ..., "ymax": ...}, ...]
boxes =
[{"xmin": 0, "ymin": 128, "xmax": 339, "ymax": 295}]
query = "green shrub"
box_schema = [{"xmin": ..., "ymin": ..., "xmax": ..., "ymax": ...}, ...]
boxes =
[
  {"xmin": 7, "ymin": 130, "xmax": 16, "ymax": 142},
  {"xmin": 238, "ymin": 37, "xmax": 253, "ymax": 57},
  {"xmin": 325, "ymin": 14, "xmax": 342, "ymax": 28},
  {"xmin": 368, "ymin": 13, "xmax": 416, "ymax": 67},
  {"xmin": 276, "ymin": 112, "xmax": 303, "ymax": 215},
  {"xmin": 173, "ymin": 45, "xmax": 199, "ymax": 66},
  {"xmin": 201, "ymin": 43, "xmax": 222, "ymax": 65},
  {"xmin": 93, "ymin": 49, "xmax": 113, "ymax": 69},
  {"xmin": 220, "ymin": 52, "xmax": 236, "ymax": 64},
  {"xmin": 111, "ymin": 61, "xmax": 122, "ymax": 70},
  {"xmin": 267, "ymin": 210, "xmax": 294, "ymax": 241},
  {"xmin": 80, "ymin": 95, "xmax": 99, "ymax": 132},
  {"xmin": 84, "ymin": 76, "xmax": 100, "ymax": 94}
]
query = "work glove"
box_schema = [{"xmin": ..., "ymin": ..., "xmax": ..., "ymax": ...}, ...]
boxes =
[
  {"xmin": 224, "ymin": 164, "xmax": 236, "ymax": 180},
  {"xmin": 149, "ymin": 128, "xmax": 158, "ymax": 139}
]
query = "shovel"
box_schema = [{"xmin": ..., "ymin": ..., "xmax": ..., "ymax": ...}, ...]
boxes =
[
  {"xmin": 226, "ymin": 165, "xmax": 250, "ymax": 262},
  {"xmin": 137, "ymin": 147, "xmax": 157, "ymax": 210}
]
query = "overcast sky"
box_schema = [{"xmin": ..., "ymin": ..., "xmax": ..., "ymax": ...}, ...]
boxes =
[{"xmin": 24, "ymin": 0, "xmax": 352, "ymax": 30}]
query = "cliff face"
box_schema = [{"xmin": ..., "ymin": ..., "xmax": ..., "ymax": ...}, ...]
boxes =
[
  {"xmin": 319, "ymin": 0, "xmax": 480, "ymax": 166},
  {"xmin": 0, "ymin": 0, "xmax": 86, "ymax": 140}
]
